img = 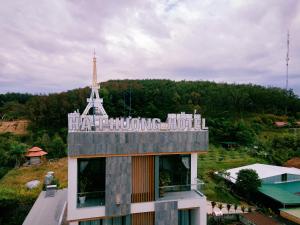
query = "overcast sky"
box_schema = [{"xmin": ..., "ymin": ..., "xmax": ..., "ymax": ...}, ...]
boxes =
[{"xmin": 0, "ymin": 0, "xmax": 299, "ymax": 95}]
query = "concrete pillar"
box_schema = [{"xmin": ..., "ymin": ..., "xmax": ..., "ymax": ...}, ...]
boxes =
[
  {"xmin": 191, "ymin": 153, "xmax": 198, "ymax": 189},
  {"xmin": 67, "ymin": 157, "xmax": 78, "ymax": 220}
]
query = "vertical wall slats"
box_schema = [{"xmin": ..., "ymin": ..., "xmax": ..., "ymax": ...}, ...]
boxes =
[
  {"xmin": 132, "ymin": 212, "xmax": 154, "ymax": 225},
  {"xmin": 132, "ymin": 156, "xmax": 154, "ymax": 203}
]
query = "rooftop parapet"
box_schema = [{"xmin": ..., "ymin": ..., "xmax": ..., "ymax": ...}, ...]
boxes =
[
  {"xmin": 68, "ymin": 112, "xmax": 208, "ymax": 132},
  {"xmin": 68, "ymin": 112, "xmax": 208, "ymax": 157}
]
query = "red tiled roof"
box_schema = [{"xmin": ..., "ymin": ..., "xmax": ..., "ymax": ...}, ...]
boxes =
[
  {"xmin": 28, "ymin": 146, "xmax": 43, "ymax": 152},
  {"xmin": 26, "ymin": 150, "xmax": 47, "ymax": 157},
  {"xmin": 274, "ymin": 121, "xmax": 288, "ymax": 127},
  {"xmin": 242, "ymin": 212, "xmax": 280, "ymax": 225}
]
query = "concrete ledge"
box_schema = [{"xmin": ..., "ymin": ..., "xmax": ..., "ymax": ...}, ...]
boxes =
[{"xmin": 68, "ymin": 131, "xmax": 208, "ymax": 157}]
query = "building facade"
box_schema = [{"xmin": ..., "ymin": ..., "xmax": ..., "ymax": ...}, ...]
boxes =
[{"xmin": 67, "ymin": 55, "xmax": 208, "ymax": 225}]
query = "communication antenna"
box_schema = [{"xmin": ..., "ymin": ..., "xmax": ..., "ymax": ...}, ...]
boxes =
[{"xmin": 286, "ymin": 30, "xmax": 290, "ymax": 91}]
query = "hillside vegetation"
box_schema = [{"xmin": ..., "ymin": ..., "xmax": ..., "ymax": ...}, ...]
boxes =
[
  {"xmin": 0, "ymin": 80, "xmax": 299, "ymax": 164},
  {"xmin": 0, "ymin": 158, "xmax": 67, "ymax": 225},
  {"xmin": 0, "ymin": 80, "xmax": 299, "ymax": 225}
]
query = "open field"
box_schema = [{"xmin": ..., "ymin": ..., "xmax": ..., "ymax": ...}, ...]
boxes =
[
  {"xmin": 0, "ymin": 157, "xmax": 67, "ymax": 201},
  {"xmin": 198, "ymin": 145, "xmax": 267, "ymax": 204}
]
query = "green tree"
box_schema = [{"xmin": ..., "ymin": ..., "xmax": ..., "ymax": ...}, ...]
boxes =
[
  {"xmin": 236, "ymin": 169, "xmax": 261, "ymax": 198},
  {"xmin": 10, "ymin": 142, "xmax": 28, "ymax": 167},
  {"xmin": 48, "ymin": 134, "xmax": 66, "ymax": 158},
  {"xmin": 41, "ymin": 133, "xmax": 51, "ymax": 151}
]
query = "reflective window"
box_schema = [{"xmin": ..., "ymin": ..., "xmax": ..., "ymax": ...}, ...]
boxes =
[{"xmin": 77, "ymin": 158, "xmax": 106, "ymax": 207}]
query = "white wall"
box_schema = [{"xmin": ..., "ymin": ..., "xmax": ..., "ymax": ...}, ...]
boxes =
[
  {"xmin": 67, "ymin": 155, "xmax": 206, "ymax": 224},
  {"xmin": 262, "ymin": 174, "xmax": 300, "ymax": 184},
  {"xmin": 191, "ymin": 153, "xmax": 198, "ymax": 189}
]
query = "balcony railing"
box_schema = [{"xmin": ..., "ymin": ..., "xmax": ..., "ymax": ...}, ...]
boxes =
[
  {"xmin": 159, "ymin": 178, "xmax": 204, "ymax": 198},
  {"xmin": 77, "ymin": 191, "xmax": 105, "ymax": 208}
]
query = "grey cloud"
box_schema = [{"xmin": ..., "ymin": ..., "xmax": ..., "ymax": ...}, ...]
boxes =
[{"xmin": 0, "ymin": 0, "xmax": 299, "ymax": 95}]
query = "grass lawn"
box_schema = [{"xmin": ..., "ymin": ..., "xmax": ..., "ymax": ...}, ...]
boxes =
[
  {"xmin": 198, "ymin": 145, "xmax": 266, "ymax": 204},
  {"xmin": 0, "ymin": 157, "xmax": 67, "ymax": 202}
]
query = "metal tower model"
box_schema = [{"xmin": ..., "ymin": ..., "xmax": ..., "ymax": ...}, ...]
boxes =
[{"xmin": 82, "ymin": 51, "xmax": 108, "ymax": 117}]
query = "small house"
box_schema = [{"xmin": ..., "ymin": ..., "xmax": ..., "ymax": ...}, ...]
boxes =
[{"xmin": 25, "ymin": 146, "xmax": 47, "ymax": 165}]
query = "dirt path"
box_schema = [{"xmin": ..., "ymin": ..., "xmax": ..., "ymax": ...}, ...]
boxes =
[{"xmin": 0, "ymin": 120, "xmax": 29, "ymax": 135}]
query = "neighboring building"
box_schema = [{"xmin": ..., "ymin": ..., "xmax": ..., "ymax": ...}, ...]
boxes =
[
  {"xmin": 25, "ymin": 146, "xmax": 48, "ymax": 165},
  {"xmin": 67, "ymin": 54, "xmax": 209, "ymax": 225},
  {"xmin": 240, "ymin": 212, "xmax": 281, "ymax": 225},
  {"xmin": 274, "ymin": 121, "xmax": 288, "ymax": 128},
  {"xmin": 224, "ymin": 163, "xmax": 300, "ymax": 184},
  {"xmin": 224, "ymin": 164, "xmax": 300, "ymax": 209}
]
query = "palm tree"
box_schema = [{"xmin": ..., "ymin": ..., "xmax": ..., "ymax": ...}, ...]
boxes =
[
  {"xmin": 234, "ymin": 204, "xmax": 238, "ymax": 212},
  {"xmin": 218, "ymin": 203, "xmax": 223, "ymax": 212},
  {"xmin": 211, "ymin": 201, "xmax": 216, "ymax": 210},
  {"xmin": 226, "ymin": 204, "xmax": 231, "ymax": 213},
  {"xmin": 241, "ymin": 205, "xmax": 246, "ymax": 213}
]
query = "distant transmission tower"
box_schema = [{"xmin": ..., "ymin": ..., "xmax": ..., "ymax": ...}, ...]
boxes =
[{"xmin": 286, "ymin": 30, "xmax": 290, "ymax": 91}]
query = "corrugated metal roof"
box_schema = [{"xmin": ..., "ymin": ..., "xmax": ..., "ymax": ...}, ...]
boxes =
[
  {"xmin": 259, "ymin": 182, "xmax": 300, "ymax": 205},
  {"xmin": 225, "ymin": 163, "xmax": 300, "ymax": 183}
]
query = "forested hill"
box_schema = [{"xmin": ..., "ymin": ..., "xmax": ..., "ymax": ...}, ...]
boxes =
[
  {"xmin": 1, "ymin": 79, "xmax": 300, "ymax": 165},
  {"xmin": 1, "ymin": 80, "xmax": 300, "ymax": 131}
]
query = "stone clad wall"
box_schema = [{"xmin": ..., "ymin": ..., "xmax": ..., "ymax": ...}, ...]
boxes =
[
  {"xmin": 155, "ymin": 201, "xmax": 178, "ymax": 225},
  {"xmin": 68, "ymin": 131, "xmax": 208, "ymax": 156},
  {"xmin": 105, "ymin": 156, "xmax": 131, "ymax": 217}
]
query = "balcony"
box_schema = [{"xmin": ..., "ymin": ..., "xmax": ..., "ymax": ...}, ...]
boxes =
[
  {"xmin": 77, "ymin": 191, "xmax": 105, "ymax": 208},
  {"xmin": 159, "ymin": 179, "xmax": 204, "ymax": 201}
]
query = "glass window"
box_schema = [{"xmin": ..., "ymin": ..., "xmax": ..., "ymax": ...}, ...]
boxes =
[
  {"xmin": 178, "ymin": 210, "xmax": 191, "ymax": 225},
  {"xmin": 159, "ymin": 154, "xmax": 191, "ymax": 193},
  {"xmin": 79, "ymin": 216, "xmax": 129, "ymax": 225},
  {"xmin": 281, "ymin": 173, "xmax": 287, "ymax": 182},
  {"xmin": 77, "ymin": 158, "xmax": 106, "ymax": 207}
]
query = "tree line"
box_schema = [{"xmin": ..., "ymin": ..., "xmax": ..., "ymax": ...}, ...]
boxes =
[
  {"xmin": 0, "ymin": 79, "xmax": 299, "ymax": 163},
  {"xmin": 1, "ymin": 80, "xmax": 299, "ymax": 126}
]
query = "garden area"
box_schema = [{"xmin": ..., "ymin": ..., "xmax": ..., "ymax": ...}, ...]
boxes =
[{"xmin": 198, "ymin": 145, "xmax": 267, "ymax": 204}]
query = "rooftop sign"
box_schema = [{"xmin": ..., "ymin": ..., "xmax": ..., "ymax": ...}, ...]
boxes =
[
  {"xmin": 68, "ymin": 113, "xmax": 208, "ymax": 132},
  {"xmin": 68, "ymin": 55, "xmax": 208, "ymax": 132}
]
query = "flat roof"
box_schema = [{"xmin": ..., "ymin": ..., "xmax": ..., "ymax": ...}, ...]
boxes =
[
  {"xmin": 225, "ymin": 163, "xmax": 300, "ymax": 183},
  {"xmin": 280, "ymin": 207, "xmax": 300, "ymax": 217},
  {"xmin": 260, "ymin": 181, "xmax": 300, "ymax": 205},
  {"xmin": 280, "ymin": 208, "xmax": 300, "ymax": 224},
  {"xmin": 22, "ymin": 189, "xmax": 67, "ymax": 225}
]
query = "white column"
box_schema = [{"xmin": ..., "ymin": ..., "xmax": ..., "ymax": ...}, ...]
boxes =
[
  {"xmin": 68, "ymin": 157, "xmax": 78, "ymax": 221},
  {"xmin": 191, "ymin": 153, "xmax": 198, "ymax": 189},
  {"xmin": 191, "ymin": 203, "xmax": 207, "ymax": 225},
  {"xmin": 199, "ymin": 196, "xmax": 207, "ymax": 225}
]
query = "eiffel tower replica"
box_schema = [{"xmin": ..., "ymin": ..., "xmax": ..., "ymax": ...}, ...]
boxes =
[{"xmin": 82, "ymin": 51, "xmax": 108, "ymax": 118}]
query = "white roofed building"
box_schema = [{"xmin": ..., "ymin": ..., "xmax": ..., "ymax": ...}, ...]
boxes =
[{"xmin": 224, "ymin": 163, "xmax": 300, "ymax": 184}]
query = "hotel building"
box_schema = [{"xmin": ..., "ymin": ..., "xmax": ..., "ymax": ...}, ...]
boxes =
[{"xmin": 67, "ymin": 55, "xmax": 208, "ymax": 225}]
